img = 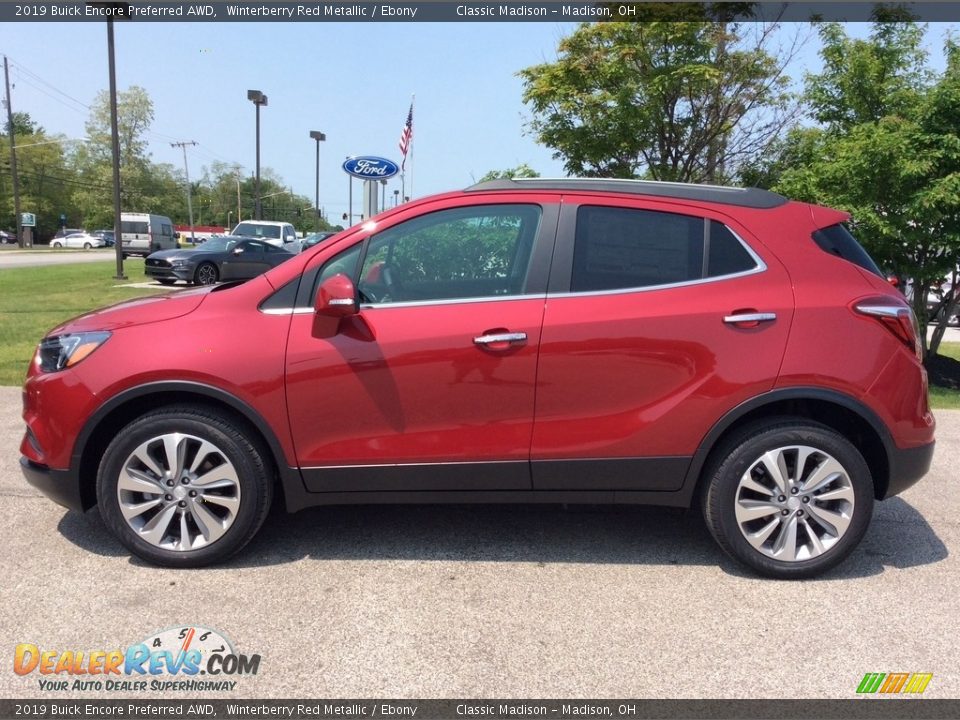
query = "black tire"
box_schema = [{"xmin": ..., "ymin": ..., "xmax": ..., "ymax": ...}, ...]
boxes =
[
  {"xmin": 157, "ymin": 279, "xmax": 177, "ymax": 286},
  {"xmin": 96, "ymin": 406, "xmax": 273, "ymax": 567},
  {"xmin": 52, "ymin": 241, "xmax": 62, "ymax": 248},
  {"xmin": 195, "ymin": 262, "xmax": 219, "ymax": 285},
  {"xmin": 702, "ymin": 419, "xmax": 874, "ymax": 579},
  {"xmin": 83, "ymin": 242, "xmax": 92, "ymax": 250}
]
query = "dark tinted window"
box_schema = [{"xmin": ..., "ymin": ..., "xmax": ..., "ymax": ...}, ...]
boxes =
[
  {"xmin": 572, "ymin": 208, "xmax": 758, "ymax": 292},
  {"xmin": 812, "ymin": 224, "xmax": 883, "ymax": 277},
  {"xmin": 572, "ymin": 207, "xmax": 704, "ymax": 292},
  {"xmin": 121, "ymin": 221, "xmax": 148, "ymax": 234},
  {"xmin": 707, "ymin": 221, "xmax": 758, "ymax": 277}
]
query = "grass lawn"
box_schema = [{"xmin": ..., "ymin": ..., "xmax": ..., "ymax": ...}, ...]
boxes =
[
  {"xmin": 0, "ymin": 259, "xmax": 163, "ymax": 386},
  {"xmin": 2, "ymin": 261, "xmax": 960, "ymax": 409}
]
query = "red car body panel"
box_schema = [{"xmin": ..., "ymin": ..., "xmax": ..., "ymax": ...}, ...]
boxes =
[{"xmin": 20, "ymin": 183, "xmax": 935, "ymax": 518}]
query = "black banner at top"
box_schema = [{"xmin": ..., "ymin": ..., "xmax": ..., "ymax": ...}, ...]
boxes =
[{"xmin": 6, "ymin": 2, "xmax": 960, "ymax": 23}]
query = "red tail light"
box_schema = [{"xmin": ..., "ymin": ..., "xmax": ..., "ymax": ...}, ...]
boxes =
[{"xmin": 855, "ymin": 301, "xmax": 922, "ymax": 360}]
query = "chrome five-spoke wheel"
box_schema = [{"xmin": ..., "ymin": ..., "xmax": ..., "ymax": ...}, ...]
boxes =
[
  {"xmin": 734, "ymin": 445, "xmax": 854, "ymax": 562},
  {"xmin": 117, "ymin": 433, "xmax": 241, "ymax": 551}
]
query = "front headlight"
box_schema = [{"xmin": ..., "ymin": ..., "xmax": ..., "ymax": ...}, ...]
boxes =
[
  {"xmin": 36, "ymin": 331, "xmax": 112, "ymax": 372},
  {"xmin": 171, "ymin": 259, "xmax": 190, "ymax": 267}
]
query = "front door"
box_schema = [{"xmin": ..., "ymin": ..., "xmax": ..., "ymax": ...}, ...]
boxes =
[{"xmin": 285, "ymin": 199, "xmax": 557, "ymax": 492}]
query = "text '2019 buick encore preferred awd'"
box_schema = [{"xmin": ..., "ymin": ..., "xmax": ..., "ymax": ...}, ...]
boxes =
[{"xmin": 21, "ymin": 179, "xmax": 934, "ymax": 577}]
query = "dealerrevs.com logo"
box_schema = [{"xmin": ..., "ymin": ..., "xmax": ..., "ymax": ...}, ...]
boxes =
[
  {"xmin": 13, "ymin": 626, "xmax": 260, "ymax": 692},
  {"xmin": 857, "ymin": 673, "xmax": 933, "ymax": 695}
]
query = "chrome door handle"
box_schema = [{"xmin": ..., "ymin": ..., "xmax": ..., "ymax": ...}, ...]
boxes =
[
  {"xmin": 723, "ymin": 312, "xmax": 777, "ymax": 324},
  {"xmin": 473, "ymin": 332, "xmax": 527, "ymax": 346}
]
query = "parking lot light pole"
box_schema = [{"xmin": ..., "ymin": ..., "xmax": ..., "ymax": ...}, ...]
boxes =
[
  {"xmin": 247, "ymin": 90, "xmax": 267, "ymax": 220},
  {"xmin": 309, "ymin": 131, "xmax": 325, "ymax": 231}
]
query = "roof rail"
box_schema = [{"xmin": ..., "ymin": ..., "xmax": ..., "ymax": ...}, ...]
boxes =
[{"xmin": 464, "ymin": 178, "xmax": 788, "ymax": 209}]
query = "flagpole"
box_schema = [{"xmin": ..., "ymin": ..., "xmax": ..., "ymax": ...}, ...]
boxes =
[{"xmin": 409, "ymin": 94, "xmax": 414, "ymax": 199}]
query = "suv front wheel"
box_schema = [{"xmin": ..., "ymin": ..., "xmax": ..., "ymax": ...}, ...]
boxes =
[
  {"xmin": 702, "ymin": 420, "xmax": 874, "ymax": 579},
  {"xmin": 96, "ymin": 406, "xmax": 273, "ymax": 567}
]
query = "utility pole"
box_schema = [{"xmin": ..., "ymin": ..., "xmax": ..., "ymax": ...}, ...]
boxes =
[
  {"xmin": 170, "ymin": 140, "xmax": 197, "ymax": 242},
  {"xmin": 3, "ymin": 56, "xmax": 23, "ymax": 248}
]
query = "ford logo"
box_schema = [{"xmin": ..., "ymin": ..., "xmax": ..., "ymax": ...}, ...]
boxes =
[{"xmin": 342, "ymin": 156, "xmax": 400, "ymax": 180}]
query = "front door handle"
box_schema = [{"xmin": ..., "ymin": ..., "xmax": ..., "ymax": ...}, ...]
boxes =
[
  {"xmin": 473, "ymin": 332, "xmax": 527, "ymax": 347},
  {"xmin": 723, "ymin": 312, "xmax": 777, "ymax": 325}
]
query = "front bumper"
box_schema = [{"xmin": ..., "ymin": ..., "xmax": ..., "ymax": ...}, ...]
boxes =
[
  {"xmin": 884, "ymin": 440, "xmax": 935, "ymax": 499},
  {"xmin": 20, "ymin": 457, "xmax": 88, "ymax": 512},
  {"xmin": 144, "ymin": 265, "xmax": 193, "ymax": 282}
]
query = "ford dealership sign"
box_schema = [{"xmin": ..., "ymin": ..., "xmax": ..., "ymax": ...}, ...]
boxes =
[{"xmin": 342, "ymin": 156, "xmax": 399, "ymax": 180}]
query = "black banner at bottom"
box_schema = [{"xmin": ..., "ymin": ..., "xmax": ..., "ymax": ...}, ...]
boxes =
[{"xmin": 3, "ymin": 699, "xmax": 960, "ymax": 720}]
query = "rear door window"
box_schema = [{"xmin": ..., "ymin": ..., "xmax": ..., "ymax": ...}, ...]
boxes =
[{"xmin": 570, "ymin": 206, "xmax": 759, "ymax": 293}]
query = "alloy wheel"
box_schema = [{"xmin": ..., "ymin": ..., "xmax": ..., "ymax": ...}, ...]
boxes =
[
  {"xmin": 733, "ymin": 445, "xmax": 855, "ymax": 562},
  {"xmin": 115, "ymin": 432, "xmax": 241, "ymax": 551}
]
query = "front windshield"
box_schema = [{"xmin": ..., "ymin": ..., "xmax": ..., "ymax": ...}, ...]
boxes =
[
  {"xmin": 198, "ymin": 237, "xmax": 237, "ymax": 252},
  {"xmin": 234, "ymin": 223, "xmax": 281, "ymax": 239}
]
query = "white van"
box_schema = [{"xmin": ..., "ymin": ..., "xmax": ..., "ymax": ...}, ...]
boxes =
[{"xmin": 120, "ymin": 213, "xmax": 176, "ymax": 257}]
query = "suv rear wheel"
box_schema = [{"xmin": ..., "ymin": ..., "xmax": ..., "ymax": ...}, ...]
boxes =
[
  {"xmin": 96, "ymin": 406, "xmax": 272, "ymax": 567},
  {"xmin": 702, "ymin": 420, "xmax": 873, "ymax": 579}
]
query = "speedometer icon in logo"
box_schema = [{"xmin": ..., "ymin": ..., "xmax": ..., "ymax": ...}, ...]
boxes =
[{"xmin": 141, "ymin": 625, "xmax": 234, "ymax": 670}]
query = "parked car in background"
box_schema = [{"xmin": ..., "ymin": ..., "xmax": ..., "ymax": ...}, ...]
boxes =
[
  {"xmin": 91, "ymin": 229, "xmax": 115, "ymax": 247},
  {"xmin": 51, "ymin": 228, "xmax": 84, "ymax": 244},
  {"xmin": 50, "ymin": 232, "xmax": 105, "ymax": 249},
  {"xmin": 20, "ymin": 179, "xmax": 933, "ymax": 576},
  {"xmin": 0, "ymin": 229, "xmax": 16, "ymax": 244},
  {"xmin": 143, "ymin": 235, "xmax": 295, "ymax": 285},
  {"xmin": 232, "ymin": 220, "xmax": 297, "ymax": 247},
  {"xmin": 287, "ymin": 231, "xmax": 337, "ymax": 254}
]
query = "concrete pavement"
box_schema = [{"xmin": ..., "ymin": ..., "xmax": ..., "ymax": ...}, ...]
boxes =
[{"xmin": 1, "ymin": 385, "xmax": 957, "ymax": 699}]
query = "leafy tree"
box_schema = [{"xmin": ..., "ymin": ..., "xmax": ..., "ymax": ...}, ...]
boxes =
[
  {"xmin": 775, "ymin": 24, "xmax": 960, "ymax": 356},
  {"xmin": 0, "ymin": 114, "xmax": 72, "ymax": 240},
  {"xmin": 519, "ymin": 21, "xmax": 799, "ymax": 182},
  {"xmin": 70, "ymin": 85, "xmax": 156, "ymax": 225},
  {"xmin": 3, "ymin": 111, "xmax": 42, "ymax": 136},
  {"xmin": 478, "ymin": 164, "xmax": 540, "ymax": 182}
]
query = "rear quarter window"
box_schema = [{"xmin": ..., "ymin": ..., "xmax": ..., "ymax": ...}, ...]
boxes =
[{"xmin": 811, "ymin": 224, "xmax": 883, "ymax": 277}]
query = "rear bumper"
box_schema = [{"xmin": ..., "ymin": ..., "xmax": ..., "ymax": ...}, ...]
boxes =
[
  {"xmin": 884, "ymin": 441, "xmax": 935, "ymax": 499},
  {"xmin": 20, "ymin": 457, "xmax": 87, "ymax": 512}
]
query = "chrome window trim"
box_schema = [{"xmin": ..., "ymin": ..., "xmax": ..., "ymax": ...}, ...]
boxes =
[
  {"xmin": 259, "ymin": 225, "xmax": 764, "ymax": 313},
  {"xmin": 259, "ymin": 294, "xmax": 544, "ymax": 315},
  {"xmin": 360, "ymin": 293, "xmax": 545, "ymax": 310},
  {"xmin": 554, "ymin": 224, "xmax": 766, "ymax": 299}
]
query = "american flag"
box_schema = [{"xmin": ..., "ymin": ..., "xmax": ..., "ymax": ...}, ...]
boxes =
[{"xmin": 398, "ymin": 102, "xmax": 413, "ymax": 170}]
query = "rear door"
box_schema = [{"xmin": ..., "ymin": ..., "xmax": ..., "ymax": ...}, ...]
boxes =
[{"xmin": 531, "ymin": 197, "xmax": 794, "ymax": 491}]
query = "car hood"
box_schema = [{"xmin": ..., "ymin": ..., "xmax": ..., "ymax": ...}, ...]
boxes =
[
  {"xmin": 47, "ymin": 286, "xmax": 212, "ymax": 335},
  {"xmin": 147, "ymin": 248, "xmax": 204, "ymax": 262}
]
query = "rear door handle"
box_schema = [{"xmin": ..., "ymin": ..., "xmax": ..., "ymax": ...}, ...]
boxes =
[
  {"xmin": 723, "ymin": 312, "xmax": 777, "ymax": 325},
  {"xmin": 473, "ymin": 332, "xmax": 527, "ymax": 347}
]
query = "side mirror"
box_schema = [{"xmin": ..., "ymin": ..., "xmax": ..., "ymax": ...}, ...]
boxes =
[
  {"xmin": 313, "ymin": 273, "xmax": 358, "ymax": 338},
  {"xmin": 233, "ymin": 247, "xmax": 244, "ymax": 255}
]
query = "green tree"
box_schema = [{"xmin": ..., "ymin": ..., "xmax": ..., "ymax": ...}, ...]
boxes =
[
  {"xmin": 70, "ymin": 85, "xmax": 156, "ymax": 226},
  {"xmin": 519, "ymin": 21, "xmax": 798, "ymax": 182},
  {"xmin": 477, "ymin": 164, "xmax": 540, "ymax": 182},
  {"xmin": 775, "ymin": 25, "xmax": 960, "ymax": 356},
  {"xmin": 0, "ymin": 113, "xmax": 72, "ymax": 239}
]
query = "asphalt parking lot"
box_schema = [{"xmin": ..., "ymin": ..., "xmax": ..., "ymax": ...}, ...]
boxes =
[{"xmin": 1, "ymin": 383, "xmax": 957, "ymax": 700}]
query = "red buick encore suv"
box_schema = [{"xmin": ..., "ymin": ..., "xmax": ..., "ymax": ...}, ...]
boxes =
[{"xmin": 20, "ymin": 179, "xmax": 935, "ymax": 577}]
